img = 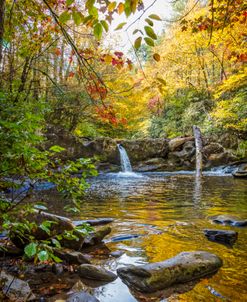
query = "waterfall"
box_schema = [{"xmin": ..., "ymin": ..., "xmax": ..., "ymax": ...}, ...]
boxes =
[{"xmin": 117, "ymin": 144, "xmax": 133, "ymax": 172}]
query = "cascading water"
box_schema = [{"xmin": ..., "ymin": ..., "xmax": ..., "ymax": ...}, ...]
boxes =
[{"xmin": 117, "ymin": 144, "xmax": 133, "ymax": 172}]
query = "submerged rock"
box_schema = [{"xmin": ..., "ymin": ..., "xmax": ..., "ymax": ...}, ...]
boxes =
[
  {"xmin": 117, "ymin": 251, "xmax": 222, "ymax": 293},
  {"xmin": 204, "ymin": 229, "xmax": 238, "ymax": 246},
  {"xmin": 73, "ymin": 218, "xmax": 114, "ymax": 227},
  {"xmin": 78, "ymin": 264, "xmax": 117, "ymax": 282},
  {"xmin": 83, "ymin": 226, "xmax": 111, "ymax": 246},
  {"xmin": 212, "ymin": 215, "xmax": 247, "ymax": 227},
  {"xmin": 0, "ymin": 270, "xmax": 36, "ymax": 301},
  {"xmin": 67, "ymin": 292, "xmax": 100, "ymax": 302}
]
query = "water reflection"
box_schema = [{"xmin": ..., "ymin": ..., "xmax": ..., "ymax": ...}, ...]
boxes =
[{"xmin": 44, "ymin": 172, "xmax": 247, "ymax": 301}]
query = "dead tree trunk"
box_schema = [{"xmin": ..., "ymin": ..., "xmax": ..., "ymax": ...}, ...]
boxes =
[{"xmin": 193, "ymin": 125, "xmax": 203, "ymax": 177}]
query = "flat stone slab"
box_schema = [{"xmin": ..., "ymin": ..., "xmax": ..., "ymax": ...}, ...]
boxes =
[
  {"xmin": 212, "ymin": 215, "xmax": 247, "ymax": 227},
  {"xmin": 117, "ymin": 251, "xmax": 222, "ymax": 293},
  {"xmin": 78, "ymin": 264, "xmax": 117, "ymax": 282},
  {"xmin": 203, "ymin": 229, "xmax": 238, "ymax": 246}
]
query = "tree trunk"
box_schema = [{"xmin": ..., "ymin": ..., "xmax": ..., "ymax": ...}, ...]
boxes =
[
  {"xmin": 0, "ymin": 0, "xmax": 6, "ymax": 66},
  {"xmin": 193, "ymin": 125, "xmax": 203, "ymax": 177}
]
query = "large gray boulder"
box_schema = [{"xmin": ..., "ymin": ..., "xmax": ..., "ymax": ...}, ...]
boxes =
[{"xmin": 117, "ymin": 251, "xmax": 222, "ymax": 293}]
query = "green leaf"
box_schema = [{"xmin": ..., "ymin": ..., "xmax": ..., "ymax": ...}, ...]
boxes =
[
  {"xmin": 115, "ymin": 22, "xmax": 127, "ymax": 30},
  {"xmin": 49, "ymin": 145, "xmax": 66, "ymax": 153},
  {"xmin": 144, "ymin": 26, "xmax": 157, "ymax": 40},
  {"xmin": 94, "ymin": 23, "xmax": 103, "ymax": 40},
  {"xmin": 24, "ymin": 242, "xmax": 37, "ymax": 258},
  {"xmin": 59, "ymin": 11, "xmax": 71, "ymax": 24},
  {"xmin": 144, "ymin": 37, "xmax": 155, "ymax": 47},
  {"xmin": 86, "ymin": 0, "xmax": 95, "ymax": 9},
  {"xmin": 149, "ymin": 14, "xmax": 162, "ymax": 21},
  {"xmin": 72, "ymin": 11, "xmax": 84, "ymax": 26},
  {"xmin": 124, "ymin": 0, "xmax": 132, "ymax": 17},
  {"xmin": 134, "ymin": 37, "xmax": 142, "ymax": 50},
  {"xmin": 145, "ymin": 18, "xmax": 154, "ymax": 26},
  {"xmin": 66, "ymin": 0, "xmax": 74, "ymax": 5},
  {"xmin": 38, "ymin": 250, "xmax": 49, "ymax": 262},
  {"xmin": 101, "ymin": 20, "xmax": 109, "ymax": 32}
]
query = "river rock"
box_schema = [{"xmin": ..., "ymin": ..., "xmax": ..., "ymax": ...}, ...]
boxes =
[
  {"xmin": 119, "ymin": 138, "xmax": 169, "ymax": 163},
  {"xmin": 203, "ymin": 229, "xmax": 238, "ymax": 245},
  {"xmin": 83, "ymin": 226, "xmax": 111, "ymax": 247},
  {"xmin": 207, "ymin": 152, "xmax": 237, "ymax": 167},
  {"xmin": 73, "ymin": 218, "xmax": 114, "ymax": 227},
  {"xmin": 78, "ymin": 264, "xmax": 117, "ymax": 282},
  {"xmin": 117, "ymin": 251, "xmax": 222, "ymax": 293},
  {"xmin": 232, "ymin": 163, "xmax": 247, "ymax": 178},
  {"xmin": 212, "ymin": 215, "xmax": 247, "ymax": 227},
  {"xmin": 67, "ymin": 292, "xmax": 100, "ymax": 302},
  {"xmin": 60, "ymin": 229, "xmax": 85, "ymax": 250},
  {"xmin": 203, "ymin": 143, "xmax": 224, "ymax": 156},
  {"xmin": 0, "ymin": 270, "xmax": 36, "ymax": 301},
  {"xmin": 110, "ymin": 250, "xmax": 125, "ymax": 258},
  {"xmin": 54, "ymin": 249, "xmax": 91, "ymax": 264},
  {"xmin": 169, "ymin": 137, "xmax": 194, "ymax": 152}
]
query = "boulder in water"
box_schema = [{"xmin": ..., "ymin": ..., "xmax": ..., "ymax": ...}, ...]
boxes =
[
  {"xmin": 78, "ymin": 264, "xmax": 117, "ymax": 282},
  {"xmin": 232, "ymin": 163, "xmax": 247, "ymax": 178},
  {"xmin": 117, "ymin": 251, "xmax": 222, "ymax": 293},
  {"xmin": 203, "ymin": 229, "xmax": 238, "ymax": 246},
  {"xmin": 212, "ymin": 215, "xmax": 247, "ymax": 227}
]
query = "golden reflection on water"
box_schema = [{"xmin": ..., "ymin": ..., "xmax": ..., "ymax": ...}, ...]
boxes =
[{"xmin": 44, "ymin": 173, "xmax": 247, "ymax": 302}]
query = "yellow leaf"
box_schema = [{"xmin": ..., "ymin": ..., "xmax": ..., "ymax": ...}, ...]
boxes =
[
  {"xmin": 104, "ymin": 54, "xmax": 113, "ymax": 64},
  {"xmin": 108, "ymin": 2, "xmax": 117, "ymax": 12}
]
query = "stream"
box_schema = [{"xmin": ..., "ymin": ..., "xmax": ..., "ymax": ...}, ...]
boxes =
[{"xmin": 41, "ymin": 171, "xmax": 247, "ymax": 301}]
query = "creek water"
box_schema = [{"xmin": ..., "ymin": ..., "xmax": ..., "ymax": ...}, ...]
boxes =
[{"xmin": 45, "ymin": 172, "xmax": 247, "ymax": 302}]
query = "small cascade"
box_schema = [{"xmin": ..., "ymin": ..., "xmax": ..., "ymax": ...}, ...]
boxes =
[{"xmin": 117, "ymin": 144, "xmax": 133, "ymax": 172}]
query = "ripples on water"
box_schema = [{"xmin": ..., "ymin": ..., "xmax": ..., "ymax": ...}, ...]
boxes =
[{"xmin": 49, "ymin": 172, "xmax": 247, "ymax": 302}]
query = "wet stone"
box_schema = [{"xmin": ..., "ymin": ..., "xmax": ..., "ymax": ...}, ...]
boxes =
[
  {"xmin": 110, "ymin": 250, "xmax": 125, "ymax": 258},
  {"xmin": 117, "ymin": 251, "xmax": 222, "ymax": 293},
  {"xmin": 67, "ymin": 291, "xmax": 100, "ymax": 302},
  {"xmin": 204, "ymin": 229, "xmax": 238, "ymax": 246},
  {"xmin": 78, "ymin": 264, "xmax": 117, "ymax": 282},
  {"xmin": 54, "ymin": 249, "xmax": 91, "ymax": 264},
  {"xmin": 73, "ymin": 218, "xmax": 114, "ymax": 226},
  {"xmin": 212, "ymin": 215, "xmax": 247, "ymax": 227},
  {"xmin": 83, "ymin": 226, "xmax": 111, "ymax": 247},
  {"xmin": 51, "ymin": 263, "xmax": 64, "ymax": 275}
]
